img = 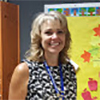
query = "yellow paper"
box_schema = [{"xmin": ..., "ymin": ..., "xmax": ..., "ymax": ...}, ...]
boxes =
[{"xmin": 67, "ymin": 17, "xmax": 100, "ymax": 100}]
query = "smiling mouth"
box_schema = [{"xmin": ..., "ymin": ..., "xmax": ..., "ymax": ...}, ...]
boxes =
[{"xmin": 49, "ymin": 42, "xmax": 60, "ymax": 47}]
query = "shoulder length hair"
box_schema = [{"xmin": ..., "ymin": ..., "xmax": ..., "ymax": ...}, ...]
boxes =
[{"xmin": 25, "ymin": 11, "xmax": 71, "ymax": 64}]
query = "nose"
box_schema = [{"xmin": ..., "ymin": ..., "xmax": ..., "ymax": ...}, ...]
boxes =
[{"xmin": 52, "ymin": 33, "xmax": 58, "ymax": 39}]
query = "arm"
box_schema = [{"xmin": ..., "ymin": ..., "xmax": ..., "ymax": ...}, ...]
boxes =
[{"xmin": 8, "ymin": 62, "xmax": 29, "ymax": 100}]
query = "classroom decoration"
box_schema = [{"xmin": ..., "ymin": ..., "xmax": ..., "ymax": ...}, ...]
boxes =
[
  {"xmin": 81, "ymin": 50, "xmax": 91, "ymax": 62},
  {"xmin": 44, "ymin": 2, "xmax": 100, "ymax": 100},
  {"xmin": 81, "ymin": 88, "xmax": 97, "ymax": 100},
  {"xmin": 88, "ymin": 78, "xmax": 98, "ymax": 91},
  {"xmin": 93, "ymin": 24, "xmax": 100, "ymax": 37}
]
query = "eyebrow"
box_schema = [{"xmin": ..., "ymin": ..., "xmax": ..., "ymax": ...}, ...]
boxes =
[{"xmin": 45, "ymin": 28, "xmax": 62, "ymax": 31}]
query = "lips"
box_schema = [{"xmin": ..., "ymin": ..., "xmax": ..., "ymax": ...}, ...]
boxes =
[{"xmin": 49, "ymin": 42, "xmax": 60, "ymax": 47}]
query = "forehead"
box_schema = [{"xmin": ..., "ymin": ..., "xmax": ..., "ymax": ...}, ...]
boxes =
[
  {"xmin": 41, "ymin": 19, "xmax": 62, "ymax": 31},
  {"xmin": 43, "ymin": 19, "xmax": 60, "ymax": 26}
]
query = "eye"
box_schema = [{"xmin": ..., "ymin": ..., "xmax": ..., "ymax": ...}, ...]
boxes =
[
  {"xmin": 45, "ymin": 31, "xmax": 52, "ymax": 35},
  {"xmin": 57, "ymin": 30, "xmax": 64, "ymax": 34}
]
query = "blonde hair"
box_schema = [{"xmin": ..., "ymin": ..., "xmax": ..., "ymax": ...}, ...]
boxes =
[{"xmin": 25, "ymin": 11, "xmax": 71, "ymax": 64}]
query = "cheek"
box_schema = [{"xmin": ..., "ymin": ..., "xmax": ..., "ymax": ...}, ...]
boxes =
[
  {"xmin": 62, "ymin": 35, "xmax": 66, "ymax": 43},
  {"xmin": 41, "ymin": 36, "xmax": 48, "ymax": 46}
]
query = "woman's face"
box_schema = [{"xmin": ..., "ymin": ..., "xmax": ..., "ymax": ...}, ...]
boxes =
[{"xmin": 40, "ymin": 19, "xmax": 66, "ymax": 55}]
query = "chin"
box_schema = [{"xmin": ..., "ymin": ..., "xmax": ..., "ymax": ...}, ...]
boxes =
[{"xmin": 48, "ymin": 50, "xmax": 60, "ymax": 54}]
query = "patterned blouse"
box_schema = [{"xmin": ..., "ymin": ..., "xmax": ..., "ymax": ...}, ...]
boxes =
[{"xmin": 22, "ymin": 59, "xmax": 77, "ymax": 100}]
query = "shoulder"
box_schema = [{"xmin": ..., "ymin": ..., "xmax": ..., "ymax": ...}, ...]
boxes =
[
  {"xmin": 10, "ymin": 62, "xmax": 29, "ymax": 88},
  {"xmin": 9, "ymin": 63, "xmax": 29, "ymax": 99},
  {"xmin": 63, "ymin": 62, "xmax": 76, "ymax": 73},
  {"xmin": 22, "ymin": 59, "xmax": 39, "ymax": 69},
  {"xmin": 14, "ymin": 62, "xmax": 29, "ymax": 76}
]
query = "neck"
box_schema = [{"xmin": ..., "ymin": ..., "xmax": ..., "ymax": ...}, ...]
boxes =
[{"xmin": 44, "ymin": 53, "xmax": 59, "ymax": 66}]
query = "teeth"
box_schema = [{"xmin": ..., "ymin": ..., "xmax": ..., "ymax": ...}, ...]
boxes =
[{"xmin": 50, "ymin": 43, "xmax": 59, "ymax": 46}]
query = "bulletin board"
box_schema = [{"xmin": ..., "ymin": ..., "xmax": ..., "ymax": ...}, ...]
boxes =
[{"xmin": 44, "ymin": 2, "xmax": 100, "ymax": 100}]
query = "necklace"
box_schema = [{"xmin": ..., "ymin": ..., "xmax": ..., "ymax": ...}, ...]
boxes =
[{"xmin": 44, "ymin": 61, "xmax": 64, "ymax": 100}]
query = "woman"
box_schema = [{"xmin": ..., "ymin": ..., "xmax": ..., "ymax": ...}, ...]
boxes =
[{"xmin": 9, "ymin": 11, "xmax": 77, "ymax": 100}]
